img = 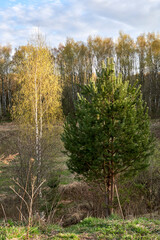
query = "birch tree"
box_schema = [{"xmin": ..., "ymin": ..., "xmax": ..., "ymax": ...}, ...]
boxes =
[
  {"xmin": 0, "ymin": 45, "xmax": 12, "ymax": 118},
  {"xmin": 12, "ymin": 37, "xmax": 62, "ymax": 185}
]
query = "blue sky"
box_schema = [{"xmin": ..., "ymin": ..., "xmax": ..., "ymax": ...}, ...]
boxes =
[{"xmin": 0, "ymin": 0, "xmax": 160, "ymax": 49}]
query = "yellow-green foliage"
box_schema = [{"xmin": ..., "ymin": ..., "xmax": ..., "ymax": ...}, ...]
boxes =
[{"xmin": 12, "ymin": 36, "xmax": 62, "ymax": 127}]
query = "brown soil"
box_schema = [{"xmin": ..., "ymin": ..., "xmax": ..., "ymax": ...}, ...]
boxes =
[{"xmin": 0, "ymin": 122, "xmax": 17, "ymax": 132}]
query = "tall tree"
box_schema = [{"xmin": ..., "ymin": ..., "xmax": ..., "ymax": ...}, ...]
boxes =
[
  {"xmin": 116, "ymin": 32, "xmax": 135, "ymax": 81},
  {"xmin": 136, "ymin": 35, "xmax": 146, "ymax": 83},
  {"xmin": 12, "ymin": 36, "xmax": 62, "ymax": 185},
  {"xmin": 62, "ymin": 58, "xmax": 154, "ymax": 217},
  {"xmin": 145, "ymin": 33, "xmax": 160, "ymax": 117},
  {"xmin": 87, "ymin": 36, "xmax": 114, "ymax": 72},
  {"xmin": 0, "ymin": 45, "xmax": 12, "ymax": 118}
]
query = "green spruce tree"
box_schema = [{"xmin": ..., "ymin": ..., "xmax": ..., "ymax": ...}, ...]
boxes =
[{"xmin": 62, "ymin": 58, "xmax": 154, "ymax": 217}]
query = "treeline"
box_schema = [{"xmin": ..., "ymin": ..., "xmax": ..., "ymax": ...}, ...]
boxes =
[
  {"xmin": 1, "ymin": 32, "xmax": 160, "ymax": 119},
  {"xmin": 0, "ymin": 45, "xmax": 13, "ymax": 118}
]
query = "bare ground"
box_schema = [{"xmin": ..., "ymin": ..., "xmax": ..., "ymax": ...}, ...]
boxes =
[{"xmin": 0, "ymin": 122, "xmax": 17, "ymax": 132}]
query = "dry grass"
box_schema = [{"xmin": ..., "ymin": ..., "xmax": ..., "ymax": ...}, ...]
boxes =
[{"xmin": 0, "ymin": 122, "xmax": 17, "ymax": 132}]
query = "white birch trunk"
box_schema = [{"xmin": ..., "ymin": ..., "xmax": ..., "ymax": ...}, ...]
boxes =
[
  {"xmin": 39, "ymin": 77, "xmax": 43, "ymax": 188},
  {"xmin": 34, "ymin": 62, "xmax": 40, "ymax": 186},
  {"xmin": 0, "ymin": 96, "xmax": 2, "ymax": 118},
  {"xmin": 2, "ymin": 77, "xmax": 6, "ymax": 115},
  {"xmin": 7, "ymin": 76, "xmax": 12, "ymax": 109}
]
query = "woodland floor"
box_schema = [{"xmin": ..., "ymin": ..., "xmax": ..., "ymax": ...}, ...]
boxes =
[
  {"xmin": 0, "ymin": 121, "xmax": 160, "ymax": 239},
  {"xmin": 0, "ymin": 217, "xmax": 160, "ymax": 239},
  {"xmin": 0, "ymin": 122, "xmax": 17, "ymax": 132}
]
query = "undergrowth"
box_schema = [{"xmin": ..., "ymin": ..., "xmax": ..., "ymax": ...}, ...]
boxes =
[{"xmin": 0, "ymin": 216, "xmax": 160, "ymax": 239}]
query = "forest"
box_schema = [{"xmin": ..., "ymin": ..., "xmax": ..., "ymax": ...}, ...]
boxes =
[
  {"xmin": 0, "ymin": 32, "xmax": 160, "ymax": 239},
  {"xmin": 1, "ymin": 32, "xmax": 160, "ymax": 119}
]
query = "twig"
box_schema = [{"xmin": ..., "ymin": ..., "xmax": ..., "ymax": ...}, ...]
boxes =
[
  {"xmin": 10, "ymin": 175, "xmax": 46, "ymax": 240},
  {"xmin": 33, "ymin": 180, "xmax": 46, "ymax": 200},
  {"xmin": 12, "ymin": 178, "xmax": 31, "ymax": 200},
  {"xmin": 10, "ymin": 186, "xmax": 29, "ymax": 214},
  {"xmin": 1, "ymin": 203, "xmax": 7, "ymax": 222},
  {"xmin": 16, "ymin": 206, "xmax": 27, "ymax": 222},
  {"xmin": 115, "ymin": 184, "xmax": 124, "ymax": 220}
]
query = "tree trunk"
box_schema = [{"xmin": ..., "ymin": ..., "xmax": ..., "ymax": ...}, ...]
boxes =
[
  {"xmin": 110, "ymin": 174, "xmax": 115, "ymax": 215},
  {"xmin": 2, "ymin": 77, "xmax": 6, "ymax": 116},
  {"xmin": 104, "ymin": 178, "xmax": 110, "ymax": 217},
  {"xmin": 104, "ymin": 173, "xmax": 115, "ymax": 217},
  {"xmin": 38, "ymin": 81, "xmax": 43, "ymax": 195},
  {"xmin": 34, "ymin": 62, "xmax": 41, "ymax": 187},
  {"xmin": 7, "ymin": 76, "xmax": 12, "ymax": 109},
  {"xmin": 0, "ymin": 96, "xmax": 2, "ymax": 118}
]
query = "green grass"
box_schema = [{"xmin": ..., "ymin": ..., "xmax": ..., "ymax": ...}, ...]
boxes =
[
  {"xmin": 1, "ymin": 217, "xmax": 160, "ymax": 239},
  {"xmin": 65, "ymin": 217, "xmax": 160, "ymax": 240},
  {"xmin": 0, "ymin": 222, "xmax": 64, "ymax": 239},
  {"xmin": 0, "ymin": 122, "xmax": 160, "ymax": 239}
]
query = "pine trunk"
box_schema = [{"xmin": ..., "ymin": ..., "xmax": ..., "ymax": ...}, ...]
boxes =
[
  {"xmin": 104, "ymin": 173, "xmax": 115, "ymax": 217},
  {"xmin": 110, "ymin": 174, "xmax": 115, "ymax": 215},
  {"xmin": 104, "ymin": 178, "xmax": 110, "ymax": 217}
]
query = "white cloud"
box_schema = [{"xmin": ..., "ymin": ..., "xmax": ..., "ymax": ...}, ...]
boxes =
[{"xmin": 0, "ymin": 0, "xmax": 160, "ymax": 49}]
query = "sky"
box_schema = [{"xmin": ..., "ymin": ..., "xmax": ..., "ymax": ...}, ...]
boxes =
[{"xmin": 0, "ymin": 0, "xmax": 160, "ymax": 49}]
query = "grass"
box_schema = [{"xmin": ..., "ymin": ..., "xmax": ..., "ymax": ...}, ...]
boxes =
[
  {"xmin": 0, "ymin": 121, "xmax": 160, "ymax": 239},
  {"xmin": 0, "ymin": 217, "xmax": 160, "ymax": 239},
  {"xmin": 0, "ymin": 123, "xmax": 73, "ymax": 189},
  {"xmin": 65, "ymin": 217, "xmax": 160, "ymax": 240}
]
